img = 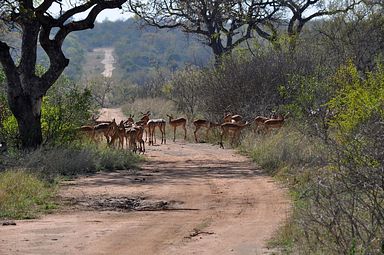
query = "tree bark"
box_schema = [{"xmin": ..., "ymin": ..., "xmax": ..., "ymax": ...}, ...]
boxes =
[{"xmin": 8, "ymin": 93, "xmax": 43, "ymax": 149}]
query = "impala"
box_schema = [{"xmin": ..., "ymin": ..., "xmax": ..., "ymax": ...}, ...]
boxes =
[
  {"xmin": 263, "ymin": 114, "xmax": 285, "ymax": 132},
  {"xmin": 193, "ymin": 119, "xmax": 220, "ymax": 143},
  {"xmin": 124, "ymin": 114, "xmax": 135, "ymax": 126},
  {"xmin": 78, "ymin": 125, "xmax": 95, "ymax": 140},
  {"xmin": 125, "ymin": 126, "xmax": 137, "ymax": 153},
  {"xmin": 224, "ymin": 112, "xmax": 243, "ymax": 123},
  {"xmin": 219, "ymin": 121, "xmax": 250, "ymax": 149},
  {"xmin": 254, "ymin": 116, "xmax": 270, "ymax": 133},
  {"xmin": 108, "ymin": 120, "xmax": 126, "ymax": 149},
  {"xmin": 139, "ymin": 111, "xmax": 151, "ymax": 142},
  {"xmin": 147, "ymin": 119, "xmax": 166, "ymax": 145},
  {"xmin": 132, "ymin": 123, "xmax": 145, "ymax": 153},
  {"xmin": 93, "ymin": 120, "xmax": 115, "ymax": 143},
  {"xmin": 166, "ymin": 114, "xmax": 187, "ymax": 142}
]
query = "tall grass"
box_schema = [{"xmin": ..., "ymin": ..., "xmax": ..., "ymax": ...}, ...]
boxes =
[
  {"xmin": 0, "ymin": 170, "xmax": 56, "ymax": 219},
  {"xmin": 239, "ymin": 126, "xmax": 326, "ymax": 174}
]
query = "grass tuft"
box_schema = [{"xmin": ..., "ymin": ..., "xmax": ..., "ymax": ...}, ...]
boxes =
[{"xmin": 0, "ymin": 170, "xmax": 56, "ymax": 219}]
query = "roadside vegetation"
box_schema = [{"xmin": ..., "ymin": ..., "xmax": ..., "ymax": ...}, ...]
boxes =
[
  {"xmin": 0, "ymin": 0, "xmax": 383, "ymax": 253},
  {"xmin": 0, "ymin": 69, "xmax": 142, "ymax": 220},
  {"xmin": 119, "ymin": 5, "xmax": 383, "ymax": 253}
]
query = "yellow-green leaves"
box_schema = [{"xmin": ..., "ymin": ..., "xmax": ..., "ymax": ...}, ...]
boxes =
[{"xmin": 328, "ymin": 62, "xmax": 384, "ymax": 135}]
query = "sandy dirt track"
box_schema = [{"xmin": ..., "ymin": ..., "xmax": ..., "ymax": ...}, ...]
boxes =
[
  {"xmin": 0, "ymin": 110, "xmax": 290, "ymax": 255},
  {"xmin": 98, "ymin": 107, "xmax": 127, "ymax": 123},
  {"xmin": 94, "ymin": 48, "xmax": 115, "ymax": 78}
]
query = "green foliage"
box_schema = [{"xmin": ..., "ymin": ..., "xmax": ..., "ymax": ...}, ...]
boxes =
[
  {"xmin": 42, "ymin": 75, "xmax": 93, "ymax": 145},
  {"xmin": 0, "ymin": 170, "xmax": 56, "ymax": 219},
  {"xmin": 0, "ymin": 67, "xmax": 18, "ymax": 147},
  {"xmin": 281, "ymin": 66, "xmax": 336, "ymax": 140},
  {"xmin": 328, "ymin": 62, "xmax": 384, "ymax": 136}
]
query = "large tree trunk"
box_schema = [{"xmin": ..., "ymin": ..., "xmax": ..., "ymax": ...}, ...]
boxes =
[{"xmin": 8, "ymin": 92, "xmax": 43, "ymax": 149}]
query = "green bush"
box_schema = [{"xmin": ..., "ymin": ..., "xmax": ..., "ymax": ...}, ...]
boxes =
[
  {"xmin": 0, "ymin": 170, "xmax": 56, "ymax": 219},
  {"xmin": 41, "ymin": 76, "xmax": 94, "ymax": 145}
]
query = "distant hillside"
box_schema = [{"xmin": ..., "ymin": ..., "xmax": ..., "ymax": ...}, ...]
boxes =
[{"xmin": 71, "ymin": 19, "xmax": 212, "ymax": 84}]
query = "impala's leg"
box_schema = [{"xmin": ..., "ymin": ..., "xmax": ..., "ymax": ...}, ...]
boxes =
[
  {"xmin": 173, "ymin": 126, "xmax": 176, "ymax": 142},
  {"xmin": 147, "ymin": 126, "xmax": 151, "ymax": 145},
  {"xmin": 154, "ymin": 125, "xmax": 158, "ymax": 144},
  {"xmin": 219, "ymin": 129, "xmax": 225, "ymax": 149},
  {"xmin": 141, "ymin": 139, "xmax": 145, "ymax": 153},
  {"xmin": 104, "ymin": 130, "xmax": 110, "ymax": 144},
  {"xmin": 183, "ymin": 124, "xmax": 187, "ymax": 140},
  {"xmin": 91, "ymin": 129, "xmax": 96, "ymax": 143},
  {"xmin": 121, "ymin": 132, "xmax": 127, "ymax": 150},
  {"xmin": 205, "ymin": 127, "xmax": 210, "ymax": 141},
  {"xmin": 118, "ymin": 135, "xmax": 122, "ymax": 149},
  {"xmin": 137, "ymin": 138, "xmax": 141, "ymax": 152},
  {"xmin": 160, "ymin": 125, "xmax": 163, "ymax": 144},
  {"xmin": 150, "ymin": 126, "xmax": 155, "ymax": 145},
  {"xmin": 231, "ymin": 131, "xmax": 236, "ymax": 146},
  {"xmin": 152, "ymin": 126, "xmax": 156, "ymax": 145},
  {"xmin": 235, "ymin": 131, "xmax": 240, "ymax": 146},
  {"xmin": 194, "ymin": 126, "xmax": 200, "ymax": 142},
  {"xmin": 156, "ymin": 126, "xmax": 160, "ymax": 144},
  {"xmin": 162, "ymin": 124, "xmax": 166, "ymax": 144}
]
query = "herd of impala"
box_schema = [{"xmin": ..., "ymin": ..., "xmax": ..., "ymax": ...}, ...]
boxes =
[{"xmin": 79, "ymin": 111, "xmax": 286, "ymax": 152}]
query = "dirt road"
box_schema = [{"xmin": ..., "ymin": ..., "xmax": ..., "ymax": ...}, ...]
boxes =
[
  {"xmin": 94, "ymin": 48, "xmax": 115, "ymax": 78},
  {"xmin": 0, "ymin": 142, "xmax": 289, "ymax": 255},
  {"xmin": 98, "ymin": 107, "xmax": 127, "ymax": 123}
]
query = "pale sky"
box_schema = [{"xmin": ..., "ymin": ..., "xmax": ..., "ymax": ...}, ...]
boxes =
[{"xmin": 47, "ymin": 1, "xmax": 131, "ymax": 22}]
